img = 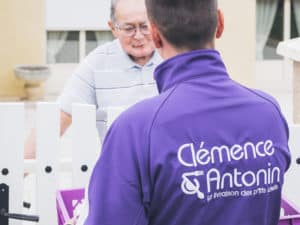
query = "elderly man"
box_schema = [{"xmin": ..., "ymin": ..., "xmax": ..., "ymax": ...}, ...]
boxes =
[
  {"xmin": 84, "ymin": 0, "xmax": 291, "ymax": 225},
  {"xmin": 25, "ymin": 0, "xmax": 161, "ymax": 159}
]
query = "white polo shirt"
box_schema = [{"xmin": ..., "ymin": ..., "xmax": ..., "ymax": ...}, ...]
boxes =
[{"xmin": 58, "ymin": 39, "xmax": 162, "ymax": 140}]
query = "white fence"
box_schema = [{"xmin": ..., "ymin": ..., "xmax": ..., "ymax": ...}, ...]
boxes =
[
  {"xmin": 0, "ymin": 102, "xmax": 300, "ymax": 225},
  {"xmin": 0, "ymin": 102, "xmax": 102, "ymax": 225}
]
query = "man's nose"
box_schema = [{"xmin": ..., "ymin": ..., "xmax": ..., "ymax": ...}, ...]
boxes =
[{"xmin": 133, "ymin": 27, "xmax": 144, "ymax": 39}]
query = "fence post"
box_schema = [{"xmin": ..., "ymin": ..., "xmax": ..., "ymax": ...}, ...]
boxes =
[
  {"xmin": 72, "ymin": 103, "xmax": 99, "ymax": 189},
  {"xmin": 36, "ymin": 102, "xmax": 60, "ymax": 225},
  {"xmin": 277, "ymin": 38, "xmax": 300, "ymax": 123},
  {"xmin": 0, "ymin": 103, "xmax": 24, "ymax": 225}
]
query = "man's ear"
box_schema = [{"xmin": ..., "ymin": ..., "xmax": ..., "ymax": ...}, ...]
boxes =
[
  {"xmin": 108, "ymin": 20, "xmax": 118, "ymax": 38},
  {"xmin": 150, "ymin": 22, "xmax": 163, "ymax": 48},
  {"xmin": 216, "ymin": 9, "xmax": 224, "ymax": 39}
]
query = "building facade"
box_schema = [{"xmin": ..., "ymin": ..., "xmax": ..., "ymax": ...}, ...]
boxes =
[{"xmin": 0, "ymin": 0, "xmax": 299, "ymax": 99}]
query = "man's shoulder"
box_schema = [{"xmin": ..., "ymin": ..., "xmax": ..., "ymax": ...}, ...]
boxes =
[
  {"xmin": 228, "ymin": 79, "xmax": 282, "ymax": 112},
  {"xmin": 112, "ymin": 91, "xmax": 171, "ymax": 134},
  {"xmin": 89, "ymin": 39, "xmax": 121, "ymax": 55},
  {"xmin": 240, "ymin": 85, "xmax": 282, "ymax": 111},
  {"xmin": 82, "ymin": 39, "xmax": 134, "ymax": 71},
  {"xmin": 83, "ymin": 39, "xmax": 123, "ymax": 63},
  {"xmin": 251, "ymin": 89, "xmax": 281, "ymax": 108},
  {"xmin": 85, "ymin": 39, "xmax": 120, "ymax": 58},
  {"xmin": 232, "ymin": 82, "xmax": 288, "ymax": 128}
]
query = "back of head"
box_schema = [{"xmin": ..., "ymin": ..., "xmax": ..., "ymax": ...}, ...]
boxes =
[{"xmin": 145, "ymin": 0, "xmax": 218, "ymax": 50}]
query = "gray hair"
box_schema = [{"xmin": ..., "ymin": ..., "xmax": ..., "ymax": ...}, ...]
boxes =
[{"xmin": 110, "ymin": 0, "xmax": 120, "ymax": 22}]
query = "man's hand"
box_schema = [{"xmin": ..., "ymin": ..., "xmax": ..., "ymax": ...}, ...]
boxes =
[{"xmin": 24, "ymin": 111, "xmax": 72, "ymax": 159}]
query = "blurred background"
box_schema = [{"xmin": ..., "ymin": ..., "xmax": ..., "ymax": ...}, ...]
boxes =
[{"xmin": 0, "ymin": 0, "xmax": 299, "ymax": 123}]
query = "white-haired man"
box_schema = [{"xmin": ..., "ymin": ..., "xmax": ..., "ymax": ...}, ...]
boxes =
[{"xmin": 25, "ymin": 0, "xmax": 161, "ymax": 159}]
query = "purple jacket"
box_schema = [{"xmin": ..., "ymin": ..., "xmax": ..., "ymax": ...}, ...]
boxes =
[{"xmin": 84, "ymin": 50, "xmax": 291, "ymax": 225}]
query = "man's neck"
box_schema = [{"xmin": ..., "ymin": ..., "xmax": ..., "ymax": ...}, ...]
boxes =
[{"xmin": 160, "ymin": 41, "xmax": 215, "ymax": 60}]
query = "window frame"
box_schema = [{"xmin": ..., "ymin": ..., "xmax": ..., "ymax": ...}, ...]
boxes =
[
  {"xmin": 256, "ymin": 0, "xmax": 292, "ymax": 61},
  {"xmin": 46, "ymin": 29, "xmax": 112, "ymax": 64}
]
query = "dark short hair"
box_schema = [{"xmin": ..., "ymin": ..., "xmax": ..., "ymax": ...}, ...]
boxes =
[{"xmin": 145, "ymin": 0, "xmax": 218, "ymax": 50}]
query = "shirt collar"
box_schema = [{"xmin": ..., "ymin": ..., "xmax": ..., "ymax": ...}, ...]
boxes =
[{"xmin": 154, "ymin": 49, "xmax": 229, "ymax": 93}]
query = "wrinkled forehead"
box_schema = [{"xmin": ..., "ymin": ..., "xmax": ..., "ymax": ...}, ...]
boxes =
[{"xmin": 114, "ymin": 0, "xmax": 148, "ymax": 24}]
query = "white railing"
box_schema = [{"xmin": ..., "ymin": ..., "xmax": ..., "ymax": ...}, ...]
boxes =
[{"xmin": 0, "ymin": 102, "xmax": 101, "ymax": 225}]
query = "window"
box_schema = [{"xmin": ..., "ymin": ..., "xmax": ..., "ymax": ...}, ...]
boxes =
[
  {"xmin": 291, "ymin": 0, "xmax": 300, "ymax": 38},
  {"xmin": 264, "ymin": 1, "xmax": 283, "ymax": 60},
  {"xmin": 86, "ymin": 31, "xmax": 114, "ymax": 55},
  {"xmin": 47, "ymin": 30, "xmax": 114, "ymax": 64},
  {"xmin": 256, "ymin": 0, "xmax": 300, "ymax": 60},
  {"xmin": 47, "ymin": 31, "xmax": 79, "ymax": 63}
]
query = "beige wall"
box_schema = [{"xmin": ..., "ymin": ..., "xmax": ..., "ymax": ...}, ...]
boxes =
[
  {"xmin": 217, "ymin": 0, "xmax": 256, "ymax": 87},
  {"xmin": 0, "ymin": 0, "xmax": 255, "ymax": 98},
  {"xmin": 0, "ymin": 0, "xmax": 45, "ymax": 99}
]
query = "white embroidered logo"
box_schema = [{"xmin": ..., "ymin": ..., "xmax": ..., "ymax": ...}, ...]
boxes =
[
  {"xmin": 181, "ymin": 171, "xmax": 204, "ymax": 199},
  {"xmin": 177, "ymin": 140, "xmax": 281, "ymax": 201}
]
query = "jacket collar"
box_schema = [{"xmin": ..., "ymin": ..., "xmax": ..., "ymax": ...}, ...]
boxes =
[{"xmin": 154, "ymin": 49, "xmax": 228, "ymax": 93}]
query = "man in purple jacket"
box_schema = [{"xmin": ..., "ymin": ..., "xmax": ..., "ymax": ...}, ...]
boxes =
[{"xmin": 84, "ymin": 0, "xmax": 291, "ymax": 224}]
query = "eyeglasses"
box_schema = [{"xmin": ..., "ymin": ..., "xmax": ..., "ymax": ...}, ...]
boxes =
[{"xmin": 114, "ymin": 23, "xmax": 151, "ymax": 37}]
